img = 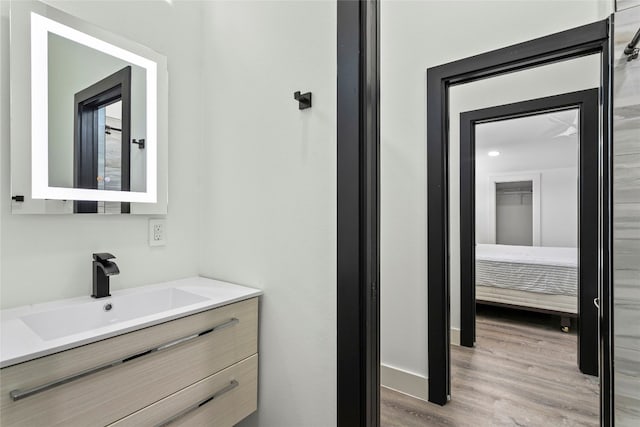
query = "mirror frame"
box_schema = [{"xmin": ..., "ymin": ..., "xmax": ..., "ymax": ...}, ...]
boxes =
[{"xmin": 9, "ymin": 0, "xmax": 168, "ymax": 214}]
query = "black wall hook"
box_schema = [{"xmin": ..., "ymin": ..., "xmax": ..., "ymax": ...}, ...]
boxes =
[
  {"xmin": 132, "ymin": 139, "xmax": 145, "ymax": 149},
  {"xmin": 294, "ymin": 91, "xmax": 312, "ymax": 110}
]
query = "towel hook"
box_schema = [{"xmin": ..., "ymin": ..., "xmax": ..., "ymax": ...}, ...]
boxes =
[
  {"xmin": 132, "ymin": 139, "xmax": 145, "ymax": 149},
  {"xmin": 294, "ymin": 91, "xmax": 312, "ymax": 110}
]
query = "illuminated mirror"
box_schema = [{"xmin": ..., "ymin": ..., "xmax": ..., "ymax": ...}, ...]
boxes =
[{"xmin": 10, "ymin": 1, "xmax": 168, "ymax": 214}]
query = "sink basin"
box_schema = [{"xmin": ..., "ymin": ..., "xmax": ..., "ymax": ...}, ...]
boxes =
[
  {"xmin": 20, "ymin": 288, "xmax": 208, "ymax": 341},
  {"xmin": 1, "ymin": 277, "xmax": 263, "ymax": 368}
]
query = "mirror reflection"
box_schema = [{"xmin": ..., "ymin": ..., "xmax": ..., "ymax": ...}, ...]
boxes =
[
  {"xmin": 46, "ymin": 31, "xmax": 147, "ymax": 212},
  {"xmin": 96, "ymin": 100, "xmax": 127, "ymax": 214}
]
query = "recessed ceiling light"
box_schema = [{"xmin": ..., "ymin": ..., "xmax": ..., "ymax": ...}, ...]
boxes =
[{"xmin": 488, "ymin": 151, "xmax": 500, "ymax": 157}]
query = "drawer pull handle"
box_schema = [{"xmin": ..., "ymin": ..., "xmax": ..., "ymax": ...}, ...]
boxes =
[
  {"xmin": 9, "ymin": 317, "xmax": 240, "ymax": 402},
  {"xmin": 155, "ymin": 380, "xmax": 240, "ymax": 427}
]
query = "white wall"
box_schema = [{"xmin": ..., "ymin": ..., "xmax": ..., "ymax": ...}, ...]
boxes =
[
  {"xmin": 2, "ymin": 2, "xmax": 337, "ymax": 426},
  {"xmin": 198, "ymin": 2, "xmax": 337, "ymax": 427},
  {"xmin": 381, "ymin": 0, "xmax": 612, "ymax": 389},
  {"xmin": 475, "ymin": 145, "xmax": 578, "ymax": 248},
  {"xmin": 0, "ymin": 0, "xmax": 203, "ymax": 308}
]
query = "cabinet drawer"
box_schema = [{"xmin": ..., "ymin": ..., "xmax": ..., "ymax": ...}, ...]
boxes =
[
  {"xmin": 0, "ymin": 298, "xmax": 258, "ymax": 427},
  {"xmin": 110, "ymin": 354, "xmax": 258, "ymax": 427}
]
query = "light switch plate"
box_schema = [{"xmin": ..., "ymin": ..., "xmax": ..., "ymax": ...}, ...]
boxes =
[{"xmin": 149, "ymin": 219, "xmax": 166, "ymax": 247}]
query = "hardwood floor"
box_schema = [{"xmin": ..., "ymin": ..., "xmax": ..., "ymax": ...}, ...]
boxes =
[{"xmin": 381, "ymin": 306, "xmax": 600, "ymax": 426}]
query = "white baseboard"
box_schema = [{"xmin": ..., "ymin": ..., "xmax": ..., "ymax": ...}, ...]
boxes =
[
  {"xmin": 451, "ymin": 327, "xmax": 461, "ymax": 346},
  {"xmin": 380, "ymin": 364, "xmax": 428, "ymax": 401}
]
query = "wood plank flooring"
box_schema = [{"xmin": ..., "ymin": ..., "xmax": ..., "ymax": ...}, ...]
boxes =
[{"xmin": 381, "ymin": 306, "xmax": 600, "ymax": 426}]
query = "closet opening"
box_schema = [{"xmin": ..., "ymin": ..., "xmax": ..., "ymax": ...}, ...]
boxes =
[{"xmin": 495, "ymin": 181, "xmax": 534, "ymax": 246}]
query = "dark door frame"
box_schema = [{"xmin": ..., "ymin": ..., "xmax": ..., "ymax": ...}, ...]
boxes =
[
  {"xmin": 74, "ymin": 66, "xmax": 132, "ymax": 214},
  {"xmin": 459, "ymin": 89, "xmax": 600, "ymax": 378},
  {"xmin": 426, "ymin": 19, "xmax": 613, "ymax": 425},
  {"xmin": 337, "ymin": 0, "xmax": 380, "ymax": 426}
]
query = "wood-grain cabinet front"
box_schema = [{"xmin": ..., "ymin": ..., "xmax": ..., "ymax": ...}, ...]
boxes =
[{"xmin": 0, "ymin": 298, "xmax": 259, "ymax": 427}]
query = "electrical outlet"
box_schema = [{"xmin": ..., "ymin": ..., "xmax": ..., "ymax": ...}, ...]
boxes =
[{"xmin": 149, "ymin": 219, "xmax": 166, "ymax": 247}]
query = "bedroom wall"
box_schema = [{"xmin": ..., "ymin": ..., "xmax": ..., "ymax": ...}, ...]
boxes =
[
  {"xmin": 475, "ymin": 155, "xmax": 578, "ymax": 248},
  {"xmin": 381, "ymin": 0, "xmax": 612, "ymax": 395}
]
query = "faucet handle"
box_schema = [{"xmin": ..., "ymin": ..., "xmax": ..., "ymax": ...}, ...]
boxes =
[{"xmin": 93, "ymin": 253, "xmax": 116, "ymax": 262}]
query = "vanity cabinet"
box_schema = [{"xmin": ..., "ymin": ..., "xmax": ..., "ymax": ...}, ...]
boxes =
[{"xmin": 0, "ymin": 298, "xmax": 258, "ymax": 426}]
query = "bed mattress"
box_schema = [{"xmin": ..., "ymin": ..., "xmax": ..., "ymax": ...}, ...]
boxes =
[{"xmin": 475, "ymin": 244, "xmax": 577, "ymax": 296}]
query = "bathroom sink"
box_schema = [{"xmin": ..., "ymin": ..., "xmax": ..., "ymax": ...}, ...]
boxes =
[{"xmin": 20, "ymin": 288, "xmax": 208, "ymax": 341}]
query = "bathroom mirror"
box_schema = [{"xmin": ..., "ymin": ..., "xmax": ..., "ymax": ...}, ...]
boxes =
[{"xmin": 9, "ymin": 0, "xmax": 168, "ymax": 214}]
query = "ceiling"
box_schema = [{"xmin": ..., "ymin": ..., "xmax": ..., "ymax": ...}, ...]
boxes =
[{"xmin": 475, "ymin": 108, "xmax": 579, "ymax": 149}]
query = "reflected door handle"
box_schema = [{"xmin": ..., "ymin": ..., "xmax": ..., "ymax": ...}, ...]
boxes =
[{"xmin": 593, "ymin": 298, "xmax": 600, "ymax": 309}]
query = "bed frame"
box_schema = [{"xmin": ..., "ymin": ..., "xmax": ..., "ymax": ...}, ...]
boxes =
[{"xmin": 476, "ymin": 284, "xmax": 577, "ymax": 332}]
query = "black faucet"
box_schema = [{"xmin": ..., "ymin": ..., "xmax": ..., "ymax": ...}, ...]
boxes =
[{"xmin": 92, "ymin": 253, "xmax": 120, "ymax": 298}]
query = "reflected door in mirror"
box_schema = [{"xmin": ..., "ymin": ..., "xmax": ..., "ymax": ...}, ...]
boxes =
[{"xmin": 73, "ymin": 66, "xmax": 131, "ymax": 213}]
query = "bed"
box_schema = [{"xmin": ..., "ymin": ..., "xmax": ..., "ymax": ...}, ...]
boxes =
[{"xmin": 475, "ymin": 244, "xmax": 578, "ymax": 316}]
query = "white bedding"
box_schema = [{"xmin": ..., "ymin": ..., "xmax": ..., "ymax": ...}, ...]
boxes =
[
  {"xmin": 476, "ymin": 244, "xmax": 577, "ymax": 267},
  {"xmin": 475, "ymin": 244, "xmax": 578, "ymax": 296}
]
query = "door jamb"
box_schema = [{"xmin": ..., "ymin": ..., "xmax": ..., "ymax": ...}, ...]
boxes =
[{"xmin": 337, "ymin": 0, "xmax": 381, "ymax": 426}]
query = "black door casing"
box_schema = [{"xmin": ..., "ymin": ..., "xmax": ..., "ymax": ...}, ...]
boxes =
[{"xmin": 458, "ymin": 89, "xmax": 600, "ymax": 377}]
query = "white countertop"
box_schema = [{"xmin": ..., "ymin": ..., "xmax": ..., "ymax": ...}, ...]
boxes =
[{"xmin": 0, "ymin": 277, "xmax": 262, "ymax": 368}]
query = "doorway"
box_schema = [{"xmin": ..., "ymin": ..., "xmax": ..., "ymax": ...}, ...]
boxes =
[
  {"xmin": 425, "ymin": 20, "xmax": 612, "ymax": 422},
  {"xmin": 459, "ymin": 90, "xmax": 600, "ymax": 379}
]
